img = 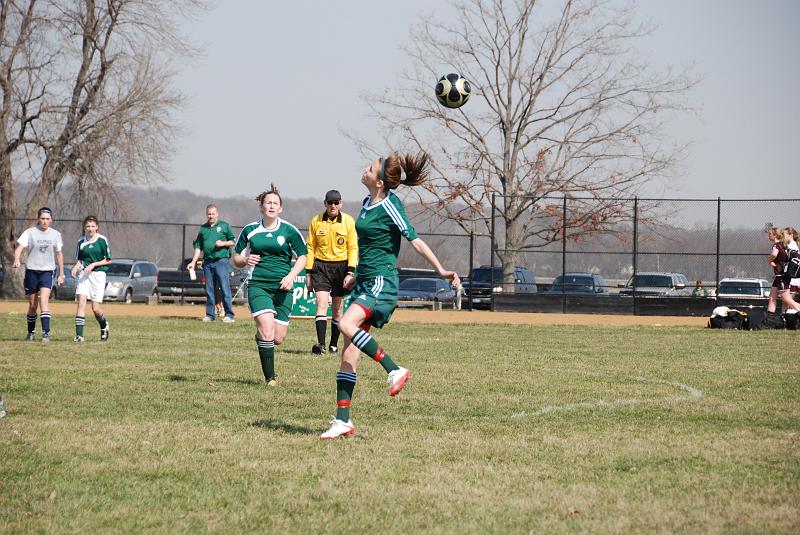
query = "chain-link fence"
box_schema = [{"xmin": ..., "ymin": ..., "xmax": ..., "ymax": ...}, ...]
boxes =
[
  {"xmin": 5, "ymin": 196, "xmax": 798, "ymax": 315},
  {"xmin": 485, "ymin": 195, "xmax": 800, "ymax": 313}
]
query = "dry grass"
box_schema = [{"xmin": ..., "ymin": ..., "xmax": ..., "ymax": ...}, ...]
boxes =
[{"xmin": 0, "ymin": 314, "xmax": 798, "ymax": 534}]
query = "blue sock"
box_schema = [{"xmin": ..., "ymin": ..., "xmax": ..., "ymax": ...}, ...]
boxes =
[{"xmin": 40, "ymin": 311, "xmax": 51, "ymax": 336}]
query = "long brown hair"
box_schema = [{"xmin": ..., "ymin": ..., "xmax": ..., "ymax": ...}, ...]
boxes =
[
  {"xmin": 255, "ymin": 183, "xmax": 282, "ymax": 206},
  {"xmin": 381, "ymin": 151, "xmax": 429, "ymax": 190}
]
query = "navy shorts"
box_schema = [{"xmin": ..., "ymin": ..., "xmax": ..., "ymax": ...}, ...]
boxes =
[{"xmin": 24, "ymin": 269, "xmax": 55, "ymax": 295}]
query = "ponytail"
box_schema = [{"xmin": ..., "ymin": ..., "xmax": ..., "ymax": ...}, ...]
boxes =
[{"xmin": 381, "ymin": 151, "xmax": 429, "ymax": 190}]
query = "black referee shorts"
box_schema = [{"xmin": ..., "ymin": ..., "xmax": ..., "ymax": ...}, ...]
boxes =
[{"xmin": 310, "ymin": 260, "xmax": 349, "ymax": 297}]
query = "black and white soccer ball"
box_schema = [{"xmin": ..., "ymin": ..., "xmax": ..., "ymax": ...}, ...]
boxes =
[{"xmin": 435, "ymin": 73, "xmax": 471, "ymax": 109}]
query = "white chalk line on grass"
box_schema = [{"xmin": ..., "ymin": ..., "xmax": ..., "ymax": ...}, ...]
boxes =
[{"xmin": 510, "ymin": 374, "xmax": 703, "ymax": 419}]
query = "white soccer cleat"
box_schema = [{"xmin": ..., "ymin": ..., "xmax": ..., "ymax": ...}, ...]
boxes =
[
  {"xmin": 320, "ymin": 418, "xmax": 355, "ymax": 440},
  {"xmin": 387, "ymin": 367, "xmax": 411, "ymax": 397}
]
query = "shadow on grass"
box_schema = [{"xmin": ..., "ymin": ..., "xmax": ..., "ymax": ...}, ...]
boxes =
[
  {"xmin": 168, "ymin": 374, "xmax": 189, "ymax": 382},
  {"xmin": 213, "ymin": 377, "xmax": 262, "ymax": 386},
  {"xmin": 168, "ymin": 375, "xmax": 265, "ymax": 386},
  {"xmin": 248, "ymin": 419, "xmax": 317, "ymax": 435}
]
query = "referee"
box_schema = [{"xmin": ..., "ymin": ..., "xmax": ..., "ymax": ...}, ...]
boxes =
[{"xmin": 305, "ymin": 190, "xmax": 358, "ymax": 354}]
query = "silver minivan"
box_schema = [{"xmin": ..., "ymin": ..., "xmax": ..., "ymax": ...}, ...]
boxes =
[{"xmin": 104, "ymin": 259, "xmax": 159, "ymax": 303}]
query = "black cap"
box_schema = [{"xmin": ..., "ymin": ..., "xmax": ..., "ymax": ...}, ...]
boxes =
[{"xmin": 325, "ymin": 190, "xmax": 342, "ymax": 202}]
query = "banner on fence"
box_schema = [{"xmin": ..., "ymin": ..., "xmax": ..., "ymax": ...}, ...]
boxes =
[{"xmin": 290, "ymin": 271, "xmax": 351, "ymax": 318}]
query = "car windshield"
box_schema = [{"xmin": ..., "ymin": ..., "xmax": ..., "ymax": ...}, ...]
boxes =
[
  {"xmin": 718, "ymin": 282, "xmax": 761, "ymax": 295},
  {"xmin": 107, "ymin": 263, "xmax": 133, "ymax": 276},
  {"xmin": 471, "ymin": 268, "xmax": 503, "ymax": 283},
  {"xmin": 551, "ymin": 275, "xmax": 594, "ymax": 291},
  {"xmin": 628, "ymin": 275, "xmax": 672, "ymax": 288},
  {"xmin": 401, "ymin": 279, "xmax": 438, "ymax": 292}
]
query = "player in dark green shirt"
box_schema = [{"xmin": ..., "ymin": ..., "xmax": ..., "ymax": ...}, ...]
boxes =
[
  {"xmin": 320, "ymin": 151, "xmax": 460, "ymax": 439},
  {"xmin": 70, "ymin": 215, "xmax": 113, "ymax": 342},
  {"xmin": 232, "ymin": 185, "xmax": 307, "ymax": 386}
]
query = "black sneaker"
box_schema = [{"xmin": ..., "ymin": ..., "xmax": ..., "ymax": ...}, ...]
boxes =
[
  {"xmin": 311, "ymin": 343, "xmax": 327, "ymax": 355},
  {"xmin": 100, "ymin": 325, "xmax": 110, "ymax": 341},
  {"xmin": 328, "ymin": 345, "xmax": 338, "ymax": 353}
]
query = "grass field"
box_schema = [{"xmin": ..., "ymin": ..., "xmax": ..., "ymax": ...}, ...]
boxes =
[{"xmin": 1, "ymin": 313, "xmax": 798, "ymax": 534}]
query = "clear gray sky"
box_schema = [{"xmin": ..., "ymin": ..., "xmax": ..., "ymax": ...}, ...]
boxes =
[{"xmin": 169, "ymin": 0, "xmax": 800, "ymax": 202}]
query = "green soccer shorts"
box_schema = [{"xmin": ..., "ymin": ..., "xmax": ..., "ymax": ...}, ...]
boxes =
[
  {"xmin": 349, "ymin": 274, "xmax": 399, "ymax": 329},
  {"xmin": 248, "ymin": 283, "xmax": 292, "ymax": 325}
]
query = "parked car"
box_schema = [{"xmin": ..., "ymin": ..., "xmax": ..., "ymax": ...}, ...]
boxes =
[
  {"xmin": 716, "ymin": 278, "xmax": 771, "ymax": 298},
  {"xmin": 619, "ymin": 272, "xmax": 692, "ymax": 297},
  {"xmin": 104, "ymin": 259, "xmax": 159, "ymax": 303},
  {"xmin": 156, "ymin": 258, "xmax": 248, "ymax": 304},
  {"xmin": 398, "ymin": 277, "xmax": 457, "ymax": 308},
  {"xmin": 52, "ymin": 264, "xmax": 78, "ymax": 300},
  {"xmin": 463, "ymin": 265, "xmax": 537, "ymax": 309},
  {"xmin": 547, "ymin": 273, "xmax": 608, "ymax": 295}
]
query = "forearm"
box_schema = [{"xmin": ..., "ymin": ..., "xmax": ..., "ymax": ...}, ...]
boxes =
[
  {"xmin": 13, "ymin": 244, "xmax": 24, "ymax": 263},
  {"xmin": 410, "ymin": 238, "xmax": 446, "ymax": 274},
  {"xmin": 190, "ymin": 249, "xmax": 202, "ymax": 264},
  {"xmin": 231, "ymin": 253, "xmax": 247, "ymax": 269},
  {"xmin": 56, "ymin": 251, "xmax": 64, "ymax": 273},
  {"xmin": 289, "ymin": 256, "xmax": 306, "ymax": 278},
  {"xmin": 90, "ymin": 258, "xmax": 113, "ymax": 269}
]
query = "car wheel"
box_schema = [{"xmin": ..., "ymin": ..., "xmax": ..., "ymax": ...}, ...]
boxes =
[{"xmin": 124, "ymin": 288, "xmax": 133, "ymax": 304}]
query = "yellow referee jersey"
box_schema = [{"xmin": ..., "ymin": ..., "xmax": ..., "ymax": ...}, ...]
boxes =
[{"xmin": 305, "ymin": 211, "xmax": 358, "ymax": 271}]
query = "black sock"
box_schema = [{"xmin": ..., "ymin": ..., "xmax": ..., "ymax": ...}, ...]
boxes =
[
  {"xmin": 315, "ymin": 316, "xmax": 327, "ymax": 345},
  {"xmin": 330, "ymin": 320, "xmax": 341, "ymax": 348},
  {"xmin": 27, "ymin": 314, "xmax": 37, "ymax": 334}
]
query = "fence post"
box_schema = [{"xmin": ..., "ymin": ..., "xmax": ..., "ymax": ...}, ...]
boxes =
[
  {"xmin": 468, "ymin": 231, "xmax": 474, "ymax": 312},
  {"xmin": 180, "ymin": 224, "xmax": 187, "ymax": 306},
  {"xmin": 632, "ymin": 197, "xmax": 638, "ymax": 315},
  {"xmin": 490, "ymin": 193, "xmax": 496, "ymax": 312},
  {"xmin": 562, "ymin": 195, "xmax": 567, "ymax": 314},
  {"xmin": 715, "ymin": 197, "xmax": 721, "ymax": 303}
]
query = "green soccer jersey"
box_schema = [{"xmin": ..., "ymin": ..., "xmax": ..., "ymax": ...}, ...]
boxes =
[
  {"xmin": 235, "ymin": 218, "xmax": 307, "ymax": 284},
  {"xmin": 192, "ymin": 220, "xmax": 235, "ymax": 261},
  {"xmin": 355, "ymin": 192, "xmax": 417, "ymax": 277},
  {"xmin": 76, "ymin": 234, "xmax": 112, "ymax": 272}
]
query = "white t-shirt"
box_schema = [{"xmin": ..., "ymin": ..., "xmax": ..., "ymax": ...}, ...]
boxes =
[{"xmin": 16, "ymin": 226, "xmax": 63, "ymax": 271}]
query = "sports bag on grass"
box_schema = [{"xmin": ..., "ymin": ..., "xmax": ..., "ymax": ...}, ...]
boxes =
[
  {"xmin": 754, "ymin": 311, "xmax": 786, "ymax": 330},
  {"xmin": 707, "ymin": 307, "xmax": 749, "ymax": 330}
]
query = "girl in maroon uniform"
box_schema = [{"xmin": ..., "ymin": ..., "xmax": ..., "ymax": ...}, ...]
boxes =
[{"xmin": 768, "ymin": 227, "xmax": 800, "ymax": 312}]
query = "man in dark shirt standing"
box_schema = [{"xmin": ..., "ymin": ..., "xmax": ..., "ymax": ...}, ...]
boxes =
[{"xmin": 188, "ymin": 204, "xmax": 236, "ymax": 323}]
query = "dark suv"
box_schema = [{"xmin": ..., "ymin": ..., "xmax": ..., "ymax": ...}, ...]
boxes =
[
  {"xmin": 463, "ymin": 265, "xmax": 537, "ymax": 309},
  {"xmin": 548, "ymin": 273, "xmax": 608, "ymax": 295}
]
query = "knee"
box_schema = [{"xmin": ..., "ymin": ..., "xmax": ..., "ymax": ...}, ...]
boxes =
[{"xmin": 338, "ymin": 317, "xmax": 359, "ymax": 338}]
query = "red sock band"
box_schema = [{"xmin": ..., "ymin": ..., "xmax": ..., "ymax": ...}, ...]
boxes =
[{"xmin": 337, "ymin": 399, "xmax": 351, "ymax": 408}]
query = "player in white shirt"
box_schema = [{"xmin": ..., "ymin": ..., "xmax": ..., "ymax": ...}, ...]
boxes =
[{"xmin": 13, "ymin": 207, "xmax": 65, "ymax": 342}]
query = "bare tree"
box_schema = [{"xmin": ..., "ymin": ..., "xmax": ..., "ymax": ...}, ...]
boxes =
[
  {"xmin": 356, "ymin": 0, "xmax": 697, "ymax": 289},
  {"xmin": 0, "ymin": 0, "xmax": 204, "ymax": 297}
]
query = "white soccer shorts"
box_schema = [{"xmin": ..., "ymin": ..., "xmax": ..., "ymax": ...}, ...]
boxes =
[{"xmin": 76, "ymin": 270, "xmax": 107, "ymax": 302}]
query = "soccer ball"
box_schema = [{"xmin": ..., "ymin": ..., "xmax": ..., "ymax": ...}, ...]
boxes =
[{"xmin": 435, "ymin": 73, "xmax": 471, "ymax": 109}]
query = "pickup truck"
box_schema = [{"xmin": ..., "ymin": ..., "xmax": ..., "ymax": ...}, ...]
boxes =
[{"xmin": 156, "ymin": 258, "xmax": 249, "ymax": 304}]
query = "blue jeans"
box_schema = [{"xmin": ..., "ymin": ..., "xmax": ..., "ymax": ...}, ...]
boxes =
[{"xmin": 203, "ymin": 259, "xmax": 234, "ymax": 319}]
